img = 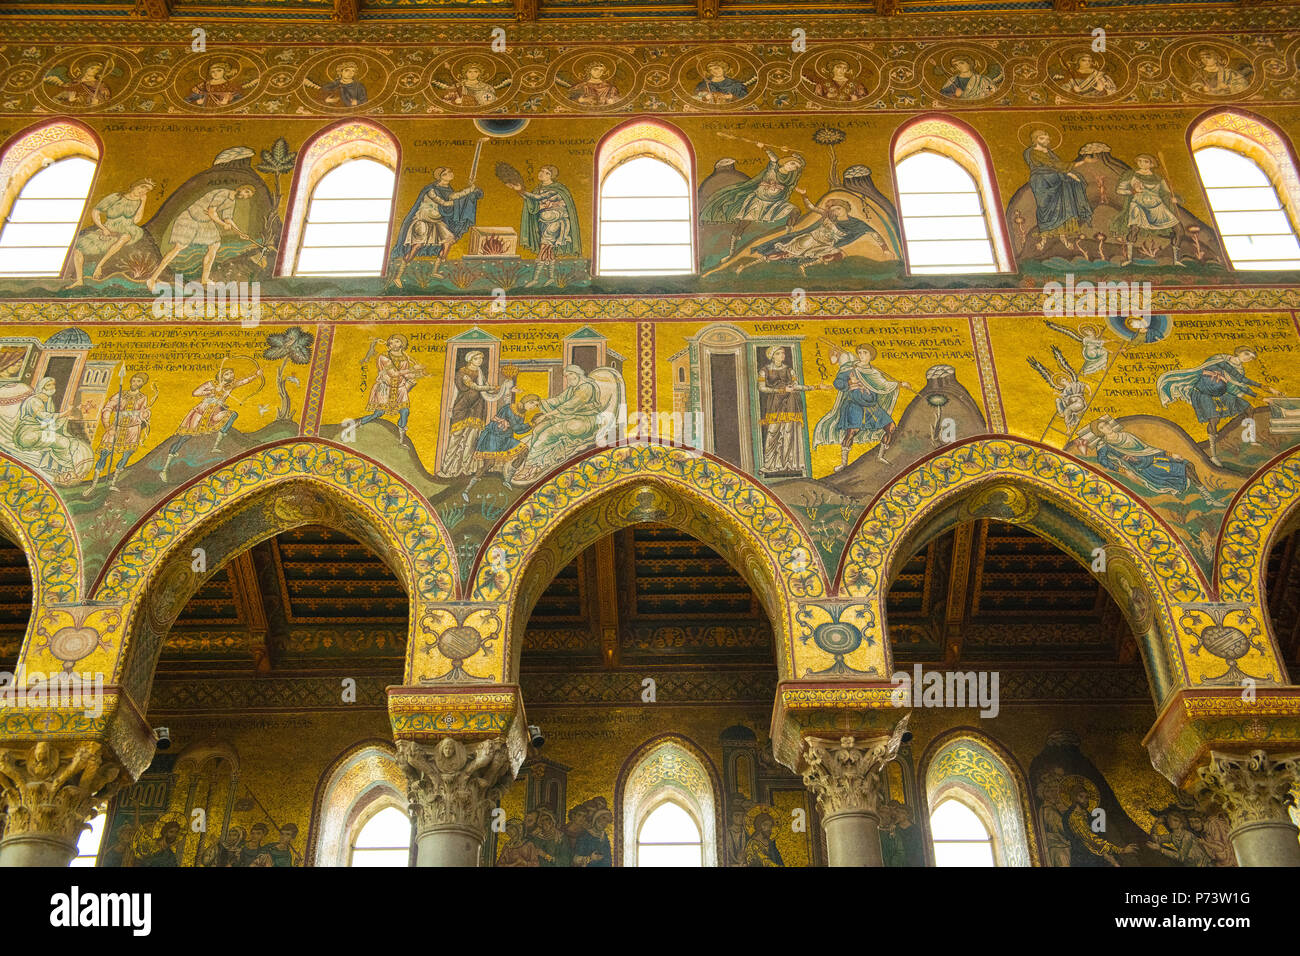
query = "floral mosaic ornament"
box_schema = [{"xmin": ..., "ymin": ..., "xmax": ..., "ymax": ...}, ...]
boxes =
[
  {"xmin": 0, "ymin": 456, "xmax": 80, "ymax": 605},
  {"xmin": 473, "ymin": 444, "xmax": 826, "ymax": 681},
  {"xmin": 839, "ymin": 438, "xmax": 1209, "ymax": 697},
  {"xmin": 1217, "ymin": 448, "xmax": 1300, "ymax": 605}
]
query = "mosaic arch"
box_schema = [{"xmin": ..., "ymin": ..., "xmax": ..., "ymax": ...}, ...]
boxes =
[
  {"xmin": 922, "ymin": 728, "xmax": 1037, "ymax": 868},
  {"xmin": 839, "ymin": 438, "xmax": 1209, "ymax": 700},
  {"xmin": 1217, "ymin": 446, "xmax": 1300, "ymax": 616},
  {"xmin": 80, "ymin": 441, "xmax": 455, "ymax": 705},
  {"xmin": 472, "ymin": 444, "xmax": 827, "ymax": 684},
  {"xmin": 615, "ymin": 733, "xmax": 723, "ymax": 868},
  {"xmin": 308, "ymin": 740, "xmax": 406, "ymax": 868},
  {"xmin": 0, "ymin": 452, "xmax": 81, "ymax": 607}
]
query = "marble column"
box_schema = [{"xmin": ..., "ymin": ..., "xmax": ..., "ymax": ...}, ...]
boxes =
[
  {"xmin": 397, "ymin": 736, "xmax": 513, "ymax": 867},
  {"xmin": 1196, "ymin": 749, "xmax": 1300, "ymax": 867},
  {"xmin": 0, "ymin": 741, "xmax": 123, "ymax": 867},
  {"xmin": 801, "ymin": 716, "xmax": 909, "ymax": 867}
]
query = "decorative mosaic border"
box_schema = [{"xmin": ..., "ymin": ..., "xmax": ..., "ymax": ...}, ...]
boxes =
[
  {"xmin": 1217, "ymin": 447, "xmax": 1300, "ymax": 604},
  {"xmin": 2, "ymin": 287, "xmax": 1298, "ymax": 324},
  {"xmin": 0, "ymin": 455, "xmax": 81, "ymax": 605},
  {"xmin": 839, "ymin": 438, "xmax": 1208, "ymax": 693}
]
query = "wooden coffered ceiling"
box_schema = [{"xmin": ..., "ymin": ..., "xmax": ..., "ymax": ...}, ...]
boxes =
[{"xmin": 0, "ymin": 0, "xmax": 1273, "ymax": 24}]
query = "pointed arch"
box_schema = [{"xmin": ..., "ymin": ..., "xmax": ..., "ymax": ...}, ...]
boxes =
[
  {"xmin": 308, "ymin": 739, "xmax": 408, "ymax": 867},
  {"xmin": 890, "ymin": 114, "xmax": 1013, "ymax": 274},
  {"xmin": 615, "ymin": 732, "xmax": 723, "ymax": 867},
  {"xmin": 839, "ymin": 438, "xmax": 1208, "ymax": 703},
  {"xmin": 0, "ymin": 452, "xmax": 81, "ymax": 606},
  {"xmin": 0, "ymin": 120, "xmax": 102, "ymax": 278},
  {"xmin": 921, "ymin": 727, "xmax": 1038, "ymax": 867},
  {"xmin": 471, "ymin": 444, "xmax": 825, "ymax": 683},
  {"xmin": 90, "ymin": 441, "xmax": 455, "ymax": 707},
  {"xmin": 276, "ymin": 119, "xmax": 400, "ymax": 278},
  {"xmin": 1217, "ymin": 446, "xmax": 1300, "ymax": 624}
]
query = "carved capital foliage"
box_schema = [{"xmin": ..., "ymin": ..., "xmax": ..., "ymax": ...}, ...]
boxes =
[
  {"xmin": 0, "ymin": 741, "xmax": 124, "ymax": 843},
  {"xmin": 396, "ymin": 737, "xmax": 514, "ymax": 838},
  {"xmin": 1195, "ymin": 749, "xmax": 1300, "ymax": 831},
  {"xmin": 800, "ymin": 714, "xmax": 909, "ymax": 818}
]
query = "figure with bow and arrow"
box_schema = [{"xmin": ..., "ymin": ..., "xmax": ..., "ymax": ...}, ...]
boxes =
[{"xmin": 159, "ymin": 354, "xmax": 265, "ymax": 483}]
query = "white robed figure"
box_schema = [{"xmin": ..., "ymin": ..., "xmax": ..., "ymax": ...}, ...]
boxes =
[
  {"xmin": 0, "ymin": 378, "xmax": 93, "ymax": 483},
  {"xmin": 512, "ymin": 365, "xmax": 625, "ymax": 484}
]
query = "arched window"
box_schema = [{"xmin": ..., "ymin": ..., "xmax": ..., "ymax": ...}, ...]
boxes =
[
  {"xmin": 595, "ymin": 121, "xmax": 695, "ymax": 276},
  {"xmin": 892, "ymin": 117, "xmax": 1011, "ymax": 275},
  {"xmin": 0, "ymin": 122, "xmax": 101, "ymax": 278},
  {"xmin": 280, "ymin": 121, "xmax": 399, "ymax": 278},
  {"xmin": 923, "ymin": 732, "xmax": 1035, "ymax": 867},
  {"xmin": 618, "ymin": 735, "xmax": 719, "ymax": 867},
  {"xmin": 1190, "ymin": 112, "xmax": 1300, "ymax": 270},
  {"xmin": 930, "ymin": 797, "xmax": 995, "ymax": 867},
  {"xmin": 310, "ymin": 742, "xmax": 409, "ymax": 866},
  {"xmin": 349, "ymin": 804, "xmax": 411, "ymax": 867},
  {"xmin": 637, "ymin": 800, "xmax": 703, "ymax": 867},
  {"xmin": 71, "ymin": 811, "xmax": 107, "ymax": 867}
]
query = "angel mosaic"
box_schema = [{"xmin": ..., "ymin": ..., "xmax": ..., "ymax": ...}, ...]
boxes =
[
  {"xmin": 936, "ymin": 53, "xmax": 1001, "ymax": 101},
  {"xmin": 1028, "ymin": 347, "xmax": 1090, "ymax": 436},
  {"xmin": 1186, "ymin": 47, "xmax": 1252, "ymax": 96},
  {"xmin": 805, "ymin": 59, "xmax": 868, "ymax": 103},
  {"xmin": 1051, "ymin": 51, "xmax": 1118, "ymax": 98},
  {"xmin": 432, "ymin": 62, "xmax": 511, "ymax": 107},
  {"xmin": 303, "ymin": 59, "xmax": 369, "ymax": 107},
  {"xmin": 43, "ymin": 57, "xmax": 119, "ymax": 107},
  {"xmin": 185, "ymin": 61, "xmax": 258, "ymax": 108},
  {"xmin": 694, "ymin": 59, "xmax": 751, "ymax": 104},
  {"xmin": 559, "ymin": 60, "xmax": 620, "ymax": 106}
]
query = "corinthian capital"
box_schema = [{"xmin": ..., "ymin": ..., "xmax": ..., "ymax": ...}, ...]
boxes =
[
  {"xmin": 1195, "ymin": 749, "xmax": 1300, "ymax": 831},
  {"xmin": 396, "ymin": 737, "xmax": 513, "ymax": 837},
  {"xmin": 0, "ymin": 741, "xmax": 124, "ymax": 842},
  {"xmin": 801, "ymin": 715, "xmax": 910, "ymax": 818}
]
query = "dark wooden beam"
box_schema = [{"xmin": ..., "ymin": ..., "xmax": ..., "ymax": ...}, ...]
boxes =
[
  {"xmin": 698, "ymin": 0, "xmax": 720, "ymax": 19},
  {"xmin": 874, "ymin": 0, "xmax": 902, "ymax": 14},
  {"xmin": 227, "ymin": 550, "xmax": 271, "ymax": 673},
  {"xmin": 333, "ymin": 0, "xmax": 362, "ymax": 23},
  {"xmin": 1052, "ymin": 0, "xmax": 1086, "ymax": 9},
  {"xmin": 131, "ymin": 0, "xmax": 173, "ymax": 20},
  {"xmin": 515, "ymin": 0, "xmax": 539, "ymax": 21},
  {"xmin": 941, "ymin": 521, "xmax": 977, "ymax": 666},
  {"xmin": 594, "ymin": 535, "xmax": 621, "ymax": 668}
]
